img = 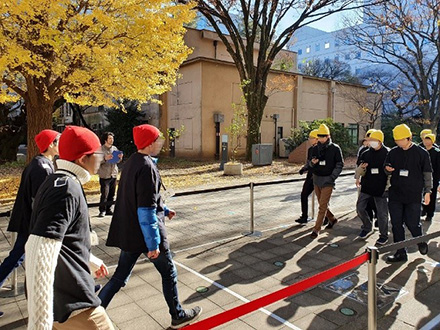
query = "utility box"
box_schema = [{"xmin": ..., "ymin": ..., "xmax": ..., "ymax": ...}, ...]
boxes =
[
  {"xmin": 279, "ymin": 138, "xmax": 290, "ymax": 158},
  {"xmin": 252, "ymin": 144, "xmax": 273, "ymax": 166}
]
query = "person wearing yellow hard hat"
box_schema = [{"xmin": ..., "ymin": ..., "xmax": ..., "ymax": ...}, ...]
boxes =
[
  {"xmin": 384, "ymin": 124, "xmax": 432, "ymax": 262},
  {"xmin": 420, "ymin": 128, "xmax": 432, "ymax": 140},
  {"xmin": 355, "ymin": 128, "xmax": 379, "ymax": 226},
  {"xmin": 357, "ymin": 129, "xmax": 376, "ymax": 160},
  {"xmin": 419, "ymin": 128, "xmax": 439, "ymax": 148},
  {"xmin": 421, "ymin": 133, "xmax": 440, "ymax": 221},
  {"xmin": 296, "ymin": 129, "xmax": 320, "ymax": 224},
  {"xmin": 355, "ymin": 130, "xmax": 390, "ymax": 245},
  {"xmin": 308, "ymin": 123, "xmax": 344, "ymax": 239}
]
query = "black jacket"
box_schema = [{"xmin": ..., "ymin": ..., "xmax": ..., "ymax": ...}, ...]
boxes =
[
  {"xmin": 300, "ymin": 146, "xmax": 314, "ymax": 179},
  {"xmin": 359, "ymin": 146, "xmax": 390, "ymax": 196},
  {"xmin": 425, "ymin": 147, "xmax": 440, "ymax": 184},
  {"xmin": 30, "ymin": 172, "xmax": 100, "ymax": 322},
  {"xmin": 7, "ymin": 155, "xmax": 54, "ymax": 234},
  {"xmin": 106, "ymin": 153, "xmax": 168, "ymax": 253},
  {"xmin": 310, "ymin": 140, "xmax": 344, "ymax": 187},
  {"xmin": 385, "ymin": 144, "xmax": 432, "ymax": 203}
]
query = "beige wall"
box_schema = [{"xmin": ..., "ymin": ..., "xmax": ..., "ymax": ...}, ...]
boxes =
[{"xmin": 185, "ymin": 28, "xmax": 297, "ymax": 73}]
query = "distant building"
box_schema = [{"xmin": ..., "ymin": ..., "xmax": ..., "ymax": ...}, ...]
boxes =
[
  {"xmin": 290, "ymin": 25, "xmax": 378, "ymax": 76},
  {"xmin": 55, "ymin": 99, "xmax": 160, "ymax": 133}
]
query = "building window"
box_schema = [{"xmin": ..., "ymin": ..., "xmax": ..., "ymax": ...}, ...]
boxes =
[
  {"xmin": 345, "ymin": 53, "xmax": 351, "ymax": 60},
  {"xmin": 298, "ymin": 49, "xmax": 302, "ymax": 55},
  {"xmin": 325, "ymin": 42, "xmax": 330, "ymax": 49},
  {"xmin": 306, "ymin": 46, "xmax": 311, "ymax": 53},
  {"xmin": 347, "ymin": 123, "xmax": 359, "ymax": 145},
  {"xmin": 315, "ymin": 43, "xmax": 320, "ymax": 52}
]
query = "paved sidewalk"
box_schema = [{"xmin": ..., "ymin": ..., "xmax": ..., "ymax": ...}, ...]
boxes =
[{"xmin": 1, "ymin": 173, "xmax": 440, "ymax": 329}]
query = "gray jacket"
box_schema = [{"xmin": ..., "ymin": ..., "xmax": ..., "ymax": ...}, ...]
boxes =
[{"xmin": 97, "ymin": 145, "xmax": 120, "ymax": 179}]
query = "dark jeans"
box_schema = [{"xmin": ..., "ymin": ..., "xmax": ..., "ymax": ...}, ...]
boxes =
[
  {"xmin": 366, "ymin": 197, "xmax": 377, "ymax": 220},
  {"xmin": 99, "ymin": 177, "xmax": 116, "ymax": 213},
  {"xmin": 0, "ymin": 232, "xmax": 27, "ymax": 287},
  {"xmin": 423, "ymin": 183, "xmax": 438, "ymax": 217},
  {"xmin": 388, "ymin": 200, "xmax": 423, "ymax": 255},
  {"xmin": 98, "ymin": 250, "xmax": 185, "ymax": 320},
  {"xmin": 300, "ymin": 175, "xmax": 314, "ymax": 218},
  {"xmin": 357, "ymin": 192, "xmax": 388, "ymax": 239}
]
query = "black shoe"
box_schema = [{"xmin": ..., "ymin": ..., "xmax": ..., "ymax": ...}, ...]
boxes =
[
  {"xmin": 171, "ymin": 307, "xmax": 202, "ymax": 329},
  {"xmin": 0, "ymin": 311, "xmax": 3, "ymax": 318},
  {"xmin": 425, "ymin": 216, "xmax": 433, "ymax": 221},
  {"xmin": 421, "ymin": 209, "xmax": 427, "ymax": 217},
  {"xmin": 323, "ymin": 217, "xmax": 329, "ymax": 226},
  {"xmin": 310, "ymin": 230, "xmax": 319, "ymax": 239},
  {"xmin": 295, "ymin": 216, "xmax": 308, "ymax": 224},
  {"xmin": 386, "ymin": 253, "xmax": 408, "ymax": 263},
  {"xmin": 418, "ymin": 242, "xmax": 428, "ymax": 255},
  {"xmin": 94, "ymin": 284, "xmax": 102, "ymax": 293},
  {"xmin": 98, "ymin": 212, "xmax": 105, "ymax": 218},
  {"xmin": 375, "ymin": 237, "xmax": 388, "ymax": 245},
  {"xmin": 325, "ymin": 218, "xmax": 338, "ymax": 229},
  {"xmin": 105, "ymin": 210, "xmax": 113, "ymax": 216}
]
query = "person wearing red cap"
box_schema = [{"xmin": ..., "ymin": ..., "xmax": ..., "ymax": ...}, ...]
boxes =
[
  {"xmin": 99, "ymin": 124, "xmax": 202, "ymax": 329},
  {"xmin": 0, "ymin": 129, "xmax": 59, "ymax": 290},
  {"xmin": 25, "ymin": 126, "xmax": 113, "ymax": 329}
]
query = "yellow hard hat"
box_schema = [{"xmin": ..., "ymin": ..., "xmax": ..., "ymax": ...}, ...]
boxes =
[
  {"xmin": 420, "ymin": 129, "xmax": 432, "ymax": 137},
  {"xmin": 425, "ymin": 133, "xmax": 436, "ymax": 143},
  {"xmin": 316, "ymin": 124, "xmax": 330, "ymax": 136},
  {"xmin": 393, "ymin": 124, "xmax": 412, "ymax": 140},
  {"xmin": 309, "ymin": 129, "xmax": 319, "ymax": 139},
  {"xmin": 366, "ymin": 129, "xmax": 376, "ymax": 137},
  {"xmin": 369, "ymin": 130, "xmax": 384, "ymax": 143}
]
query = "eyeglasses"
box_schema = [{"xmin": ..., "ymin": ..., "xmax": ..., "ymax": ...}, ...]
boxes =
[{"xmin": 86, "ymin": 152, "xmax": 105, "ymax": 160}]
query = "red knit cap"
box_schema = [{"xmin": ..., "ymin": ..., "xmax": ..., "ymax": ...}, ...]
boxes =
[
  {"xmin": 133, "ymin": 124, "xmax": 160, "ymax": 150},
  {"xmin": 58, "ymin": 126, "xmax": 101, "ymax": 161},
  {"xmin": 35, "ymin": 129, "xmax": 59, "ymax": 153}
]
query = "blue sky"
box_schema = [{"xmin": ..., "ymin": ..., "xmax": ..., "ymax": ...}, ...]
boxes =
[{"xmin": 307, "ymin": 13, "xmax": 345, "ymax": 32}]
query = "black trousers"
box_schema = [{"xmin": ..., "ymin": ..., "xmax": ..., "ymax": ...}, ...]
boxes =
[
  {"xmin": 423, "ymin": 183, "xmax": 438, "ymax": 217},
  {"xmin": 99, "ymin": 177, "xmax": 116, "ymax": 213},
  {"xmin": 388, "ymin": 200, "xmax": 423, "ymax": 255},
  {"xmin": 300, "ymin": 174, "xmax": 315, "ymax": 218}
]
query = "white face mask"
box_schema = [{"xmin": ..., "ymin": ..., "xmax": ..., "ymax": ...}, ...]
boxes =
[{"xmin": 369, "ymin": 141, "xmax": 380, "ymax": 149}]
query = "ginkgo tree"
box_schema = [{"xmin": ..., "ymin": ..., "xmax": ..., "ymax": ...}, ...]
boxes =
[{"xmin": 0, "ymin": 0, "xmax": 194, "ymax": 159}]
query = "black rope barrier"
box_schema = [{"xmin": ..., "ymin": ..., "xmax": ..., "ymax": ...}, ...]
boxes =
[
  {"xmin": 0, "ymin": 170, "xmax": 356, "ymax": 216},
  {"xmin": 377, "ymin": 230, "xmax": 440, "ymax": 254}
]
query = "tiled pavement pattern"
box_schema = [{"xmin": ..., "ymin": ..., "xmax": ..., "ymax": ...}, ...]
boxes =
[{"xmin": 1, "ymin": 172, "xmax": 440, "ymax": 329}]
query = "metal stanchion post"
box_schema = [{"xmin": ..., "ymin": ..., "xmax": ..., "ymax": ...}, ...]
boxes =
[
  {"xmin": 242, "ymin": 182, "xmax": 262, "ymax": 237},
  {"xmin": 10, "ymin": 231, "xmax": 18, "ymax": 296},
  {"xmin": 367, "ymin": 246, "xmax": 378, "ymax": 330},
  {"xmin": 250, "ymin": 182, "xmax": 254, "ymax": 232}
]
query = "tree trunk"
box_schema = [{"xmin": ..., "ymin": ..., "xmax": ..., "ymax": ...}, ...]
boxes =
[
  {"xmin": 25, "ymin": 101, "xmax": 54, "ymax": 162},
  {"xmin": 245, "ymin": 90, "xmax": 268, "ymax": 160}
]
